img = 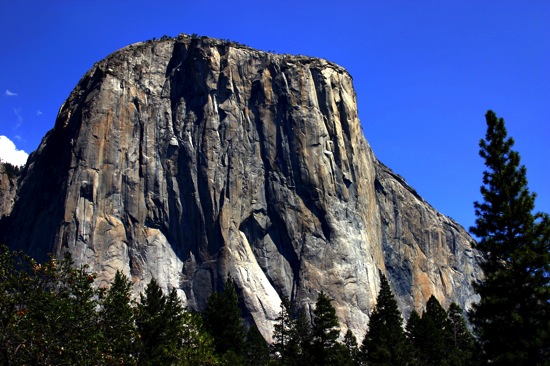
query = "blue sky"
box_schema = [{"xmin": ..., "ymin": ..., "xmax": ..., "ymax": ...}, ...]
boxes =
[{"xmin": 1, "ymin": 1, "xmax": 548, "ymax": 233}]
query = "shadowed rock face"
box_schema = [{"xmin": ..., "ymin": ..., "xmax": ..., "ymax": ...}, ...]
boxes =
[{"xmin": 1, "ymin": 35, "xmax": 481, "ymax": 341}]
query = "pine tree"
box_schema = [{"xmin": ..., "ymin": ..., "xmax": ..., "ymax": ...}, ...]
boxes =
[
  {"xmin": 446, "ymin": 303, "xmax": 478, "ymax": 366},
  {"xmin": 421, "ymin": 295, "xmax": 449, "ymax": 366},
  {"xmin": 405, "ymin": 310, "xmax": 422, "ymax": 366},
  {"xmin": 164, "ymin": 288, "xmax": 187, "ymax": 349},
  {"xmin": 343, "ymin": 329, "xmax": 360, "ymax": 366},
  {"xmin": 405, "ymin": 296, "xmax": 448, "ymax": 366},
  {"xmin": 406, "ymin": 298, "xmax": 480, "ymax": 366},
  {"xmin": 270, "ymin": 300, "xmax": 313, "ymax": 366},
  {"xmin": 99, "ymin": 270, "xmax": 137, "ymax": 365},
  {"xmin": 470, "ymin": 110, "xmax": 550, "ymax": 364},
  {"xmin": 311, "ymin": 291, "xmax": 341, "ymax": 366},
  {"xmin": 360, "ymin": 274, "xmax": 410, "ymax": 366},
  {"xmin": 203, "ymin": 275, "xmax": 246, "ymax": 362},
  {"xmin": 294, "ymin": 309, "xmax": 314, "ymax": 366},
  {"xmin": 177, "ymin": 311, "xmax": 219, "ymax": 366},
  {"xmin": 135, "ymin": 277, "xmax": 166, "ymax": 364},
  {"xmin": 244, "ymin": 324, "xmax": 270, "ymax": 366},
  {"xmin": 272, "ymin": 296, "xmax": 298, "ymax": 365},
  {"xmin": 135, "ymin": 278, "xmax": 185, "ymax": 365}
]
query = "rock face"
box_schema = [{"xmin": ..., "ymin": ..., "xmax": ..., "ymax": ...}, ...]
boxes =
[
  {"xmin": 0, "ymin": 164, "xmax": 18, "ymax": 219},
  {"xmin": 1, "ymin": 35, "xmax": 481, "ymax": 341},
  {"xmin": 375, "ymin": 162, "xmax": 479, "ymax": 313}
]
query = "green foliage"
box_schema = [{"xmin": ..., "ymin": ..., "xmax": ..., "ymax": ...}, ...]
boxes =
[
  {"xmin": 343, "ymin": 329, "xmax": 360, "ymax": 365},
  {"xmin": 135, "ymin": 278, "xmax": 185, "ymax": 365},
  {"xmin": 0, "ymin": 245, "xmax": 486, "ymax": 366},
  {"xmin": 420, "ymin": 295, "xmax": 450, "ymax": 366},
  {"xmin": 271, "ymin": 296, "xmax": 298, "ymax": 365},
  {"xmin": 272, "ymin": 293, "xmax": 354, "ymax": 366},
  {"xmin": 0, "ymin": 249, "xmax": 102, "ymax": 364},
  {"xmin": 29, "ymin": 254, "xmax": 101, "ymax": 363},
  {"xmin": 360, "ymin": 274, "xmax": 410, "ymax": 366},
  {"xmin": 99, "ymin": 270, "xmax": 137, "ymax": 365},
  {"xmin": 244, "ymin": 324, "xmax": 270, "ymax": 366},
  {"xmin": 406, "ymin": 297, "xmax": 480, "ymax": 366},
  {"xmin": 328, "ymin": 342, "xmax": 358, "ymax": 366},
  {"xmin": 311, "ymin": 291, "xmax": 341, "ymax": 365},
  {"xmin": 470, "ymin": 110, "xmax": 550, "ymax": 365},
  {"xmin": 0, "ymin": 249, "xmax": 220, "ymax": 365},
  {"xmin": 203, "ymin": 275, "xmax": 246, "ymax": 361},
  {"xmin": 0, "ymin": 246, "xmax": 25, "ymax": 363},
  {"xmin": 270, "ymin": 297, "xmax": 315, "ymax": 366},
  {"xmin": 135, "ymin": 277, "xmax": 168, "ymax": 363},
  {"xmin": 405, "ymin": 310, "xmax": 422, "ymax": 365},
  {"xmin": 447, "ymin": 303, "xmax": 479, "ymax": 366},
  {"xmin": 293, "ymin": 310, "xmax": 314, "ymax": 365},
  {"xmin": 407, "ymin": 296, "xmax": 457, "ymax": 366},
  {"xmin": 178, "ymin": 311, "xmax": 219, "ymax": 366},
  {"xmin": 133, "ymin": 277, "xmax": 220, "ymax": 365}
]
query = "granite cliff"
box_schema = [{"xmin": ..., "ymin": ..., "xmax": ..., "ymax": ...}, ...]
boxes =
[
  {"xmin": 0, "ymin": 35, "xmax": 481, "ymax": 341},
  {"xmin": 0, "ymin": 164, "xmax": 18, "ymax": 219}
]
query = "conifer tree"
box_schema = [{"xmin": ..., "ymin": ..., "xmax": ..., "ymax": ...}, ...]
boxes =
[
  {"xmin": 178, "ymin": 311, "xmax": 219, "ymax": 366},
  {"xmin": 470, "ymin": 110, "xmax": 550, "ymax": 364},
  {"xmin": 311, "ymin": 291, "xmax": 341, "ymax": 366},
  {"xmin": 405, "ymin": 310, "xmax": 422, "ymax": 366},
  {"xmin": 405, "ymin": 297, "xmax": 448, "ymax": 366},
  {"xmin": 294, "ymin": 309, "xmax": 314, "ymax": 366},
  {"xmin": 271, "ymin": 296, "xmax": 298, "ymax": 365},
  {"xmin": 270, "ymin": 300, "xmax": 313, "ymax": 366},
  {"xmin": 446, "ymin": 303, "xmax": 477, "ymax": 366},
  {"xmin": 135, "ymin": 277, "xmax": 166, "ymax": 363},
  {"xmin": 164, "ymin": 288, "xmax": 187, "ymax": 349},
  {"xmin": 343, "ymin": 329, "xmax": 360, "ymax": 366},
  {"xmin": 406, "ymin": 298, "xmax": 479, "ymax": 366},
  {"xmin": 360, "ymin": 274, "xmax": 410, "ymax": 366},
  {"xmin": 244, "ymin": 324, "xmax": 270, "ymax": 366},
  {"xmin": 203, "ymin": 275, "xmax": 246, "ymax": 362},
  {"xmin": 99, "ymin": 270, "xmax": 137, "ymax": 365},
  {"xmin": 420, "ymin": 295, "xmax": 449, "ymax": 366},
  {"xmin": 135, "ymin": 278, "xmax": 185, "ymax": 365}
]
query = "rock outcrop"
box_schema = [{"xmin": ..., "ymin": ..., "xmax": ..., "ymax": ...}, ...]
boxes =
[
  {"xmin": 0, "ymin": 164, "xmax": 18, "ymax": 219},
  {"xmin": 1, "ymin": 35, "xmax": 481, "ymax": 341},
  {"xmin": 375, "ymin": 162, "xmax": 479, "ymax": 313}
]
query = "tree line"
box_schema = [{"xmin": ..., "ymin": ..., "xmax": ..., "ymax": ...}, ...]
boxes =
[
  {"xmin": 0, "ymin": 246, "xmax": 475, "ymax": 366},
  {"xmin": 272, "ymin": 273, "xmax": 480, "ymax": 366},
  {"xmin": 0, "ymin": 248, "xmax": 219, "ymax": 365}
]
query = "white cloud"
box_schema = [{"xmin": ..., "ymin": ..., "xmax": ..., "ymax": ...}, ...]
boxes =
[
  {"xmin": 0, "ymin": 135, "xmax": 28, "ymax": 167},
  {"xmin": 36, "ymin": 110, "xmax": 43, "ymax": 116},
  {"xmin": 5, "ymin": 90, "xmax": 18, "ymax": 97}
]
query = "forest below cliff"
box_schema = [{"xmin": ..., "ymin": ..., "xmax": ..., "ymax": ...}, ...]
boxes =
[{"xmin": 0, "ymin": 246, "xmax": 477, "ymax": 366}]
